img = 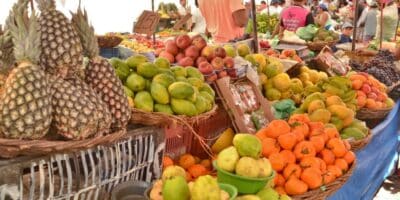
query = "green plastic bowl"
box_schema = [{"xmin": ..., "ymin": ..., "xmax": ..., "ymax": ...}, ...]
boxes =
[
  {"xmin": 213, "ymin": 161, "xmax": 275, "ymax": 194},
  {"xmin": 218, "ymin": 183, "xmax": 238, "ymax": 200}
]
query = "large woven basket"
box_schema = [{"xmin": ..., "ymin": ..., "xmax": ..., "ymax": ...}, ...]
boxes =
[
  {"xmin": 307, "ymin": 40, "xmax": 338, "ymax": 51},
  {"xmin": 292, "ymin": 159, "xmax": 356, "ymax": 200},
  {"xmin": 347, "ymin": 131, "xmax": 372, "ymax": 152},
  {"xmin": 356, "ymin": 107, "xmax": 392, "ymax": 128},
  {"xmin": 0, "ymin": 129, "xmax": 126, "ymax": 158},
  {"xmin": 130, "ymin": 105, "xmax": 218, "ymax": 127},
  {"xmin": 97, "ymin": 35, "xmax": 123, "ymax": 48}
]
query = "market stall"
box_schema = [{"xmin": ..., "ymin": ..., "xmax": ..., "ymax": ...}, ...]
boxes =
[{"xmin": 0, "ymin": 0, "xmax": 399, "ymax": 199}]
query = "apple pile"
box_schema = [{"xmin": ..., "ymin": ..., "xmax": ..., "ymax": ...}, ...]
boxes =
[{"xmin": 156, "ymin": 34, "xmax": 236, "ymax": 83}]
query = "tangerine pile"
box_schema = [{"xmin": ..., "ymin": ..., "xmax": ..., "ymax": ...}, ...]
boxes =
[
  {"xmin": 256, "ymin": 114, "xmax": 356, "ymax": 196},
  {"xmin": 163, "ymin": 154, "xmax": 212, "ymax": 182}
]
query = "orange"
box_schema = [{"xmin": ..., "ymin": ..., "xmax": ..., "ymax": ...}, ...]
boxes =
[
  {"xmin": 300, "ymin": 167, "xmax": 323, "ymax": 189},
  {"xmin": 186, "ymin": 171, "xmax": 193, "ymax": 182},
  {"xmin": 275, "ymin": 186, "xmax": 287, "ymax": 195},
  {"xmin": 343, "ymin": 151, "xmax": 356, "ymax": 164},
  {"xmin": 289, "ymin": 114, "xmax": 311, "ymax": 124},
  {"xmin": 343, "ymin": 140, "xmax": 351, "ymax": 151},
  {"xmin": 188, "ymin": 164, "xmax": 208, "ymax": 178},
  {"xmin": 163, "ymin": 156, "xmax": 174, "ymax": 169},
  {"xmin": 327, "ymin": 165, "xmax": 343, "ymax": 178},
  {"xmin": 366, "ymin": 98, "xmax": 377, "ymax": 109},
  {"xmin": 327, "ymin": 138, "xmax": 347, "ymax": 158},
  {"xmin": 262, "ymin": 138, "xmax": 281, "ymax": 157},
  {"xmin": 264, "ymin": 120, "xmax": 291, "ymax": 138},
  {"xmin": 283, "ymin": 163, "xmax": 302, "ymax": 179},
  {"xmin": 334, "ymin": 158, "xmax": 349, "ymax": 173},
  {"xmin": 280, "ymin": 150, "xmax": 296, "ymax": 164},
  {"xmin": 274, "ymin": 173, "xmax": 286, "ymax": 187},
  {"xmin": 294, "ymin": 141, "xmax": 316, "ymax": 160},
  {"xmin": 322, "ymin": 171, "xmax": 336, "ymax": 184},
  {"xmin": 325, "ymin": 127, "xmax": 340, "ymax": 139},
  {"xmin": 278, "ymin": 133, "xmax": 297, "ymax": 150},
  {"xmin": 317, "ymin": 158, "xmax": 327, "ymax": 173},
  {"xmin": 200, "ymin": 159, "xmax": 211, "ymax": 169},
  {"xmin": 179, "ymin": 154, "xmax": 196, "ymax": 169},
  {"xmin": 256, "ymin": 128, "xmax": 268, "ymax": 141},
  {"xmin": 357, "ymin": 95, "xmax": 367, "ymax": 108},
  {"xmin": 310, "ymin": 136, "xmax": 325, "ymax": 153},
  {"xmin": 291, "ymin": 121, "xmax": 310, "ymax": 141},
  {"xmin": 300, "ymin": 157, "xmax": 320, "ymax": 170},
  {"xmin": 352, "ymin": 79, "xmax": 363, "ymax": 90},
  {"xmin": 320, "ymin": 149, "xmax": 335, "ymax": 165},
  {"xmin": 270, "ymin": 153, "xmax": 287, "ymax": 172},
  {"xmin": 285, "ymin": 177, "xmax": 309, "ymax": 195}
]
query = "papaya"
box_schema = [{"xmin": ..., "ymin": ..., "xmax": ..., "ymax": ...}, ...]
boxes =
[
  {"xmin": 176, "ymin": 76, "xmax": 189, "ymax": 83},
  {"xmin": 187, "ymin": 77, "xmax": 204, "ymax": 89},
  {"xmin": 195, "ymin": 95, "xmax": 208, "ymax": 114},
  {"xmin": 158, "ymin": 68, "xmax": 175, "ymax": 77},
  {"xmin": 154, "ymin": 57, "xmax": 170, "ymax": 69},
  {"xmin": 309, "ymin": 109, "xmax": 331, "ymax": 124},
  {"xmin": 326, "ymin": 95, "xmax": 345, "ymax": 107},
  {"xmin": 126, "ymin": 73, "xmax": 146, "ymax": 92},
  {"xmin": 328, "ymin": 105, "xmax": 354, "ymax": 120},
  {"xmin": 171, "ymin": 66, "xmax": 187, "ymax": 77},
  {"xmin": 186, "ymin": 67, "xmax": 205, "ymax": 81},
  {"xmin": 187, "ymin": 87, "xmax": 199, "ymax": 103},
  {"xmin": 126, "ymin": 55, "xmax": 148, "ymax": 69},
  {"xmin": 301, "ymin": 92, "xmax": 326, "ymax": 111},
  {"xmin": 123, "ymin": 86, "xmax": 134, "ymax": 98},
  {"xmin": 137, "ymin": 62, "xmax": 159, "ymax": 78},
  {"xmin": 134, "ymin": 91, "xmax": 154, "ymax": 112},
  {"xmin": 154, "ymin": 104, "xmax": 174, "ymax": 115},
  {"xmin": 153, "ymin": 73, "xmax": 176, "ymax": 88},
  {"xmin": 199, "ymin": 91, "xmax": 214, "ymax": 103},
  {"xmin": 307, "ymin": 100, "xmax": 325, "ymax": 113},
  {"xmin": 330, "ymin": 116, "xmax": 344, "ymax": 131},
  {"xmin": 199, "ymin": 83, "xmax": 215, "ymax": 97},
  {"xmin": 151, "ymin": 82, "xmax": 170, "ymax": 104},
  {"xmin": 341, "ymin": 127, "xmax": 366, "ymax": 140},
  {"xmin": 171, "ymin": 99, "xmax": 198, "ymax": 116},
  {"xmin": 168, "ymin": 82, "xmax": 195, "ymax": 99}
]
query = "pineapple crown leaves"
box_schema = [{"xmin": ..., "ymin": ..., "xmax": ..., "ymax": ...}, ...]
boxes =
[
  {"xmin": 70, "ymin": 7, "xmax": 99, "ymax": 58},
  {"xmin": 0, "ymin": 30, "xmax": 15, "ymax": 73},
  {"xmin": 7, "ymin": 0, "xmax": 41, "ymax": 65},
  {"xmin": 35, "ymin": 0, "xmax": 56, "ymax": 11}
]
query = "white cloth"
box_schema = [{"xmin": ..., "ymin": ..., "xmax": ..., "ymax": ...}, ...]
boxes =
[
  {"xmin": 376, "ymin": 3, "xmax": 399, "ymax": 41},
  {"xmin": 261, "ymin": 6, "xmax": 283, "ymax": 16},
  {"xmin": 357, "ymin": 7, "xmax": 369, "ymax": 27},
  {"xmin": 191, "ymin": 7, "xmax": 206, "ymax": 34}
]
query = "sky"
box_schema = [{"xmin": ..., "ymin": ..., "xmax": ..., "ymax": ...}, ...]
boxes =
[{"xmin": 0, "ymin": 0, "xmax": 264, "ymax": 34}]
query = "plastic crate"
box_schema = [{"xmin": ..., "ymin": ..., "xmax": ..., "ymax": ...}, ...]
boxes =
[
  {"xmin": 164, "ymin": 125, "xmax": 192, "ymax": 160},
  {"xmin": 100, "ymin": 47, "xmax": 121, "ymax": 59},
  {"xmin": 0, "ymin": 126, "xmax": 165, "ymax": 200},
  {"xmin": 190, "ymin": 105, "xmax": 232, "ymax": 158}
]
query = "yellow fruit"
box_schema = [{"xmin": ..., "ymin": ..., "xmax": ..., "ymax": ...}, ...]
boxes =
[
  {"xmin": 328, "ymin": 105, "xmax": 354, "ymax": 120},
  {"xmin": 211, "ymin": 128, "xmax": 235, "ymax": 153},
  {"xmin": 299, "ymin": 72, "xmax": 310, "ymax": 84},
  {"xmin": 272, "ymin": 73, "xmax": 291, "ymax": 92},
  {"xmin": 309, "ymin": 109, "xmax": 332, "ymax": 123},
  {"xmin": 300, "ymin": 66, "xmax": 310, "ymax": 73},
  {"xmin": 318, "ymin": 72, "xmax": 328, "ymax": 81},
  {"xmin": 259, "ymin": 74, "xmax": 269, "ymax": 85},
  {"xmin": 308, "ymin": 100, "xmax": 326, "ymax": 113},
  {"xmin": 281, "ymin": 91, "xmax": 292, "ymax": 99},
  {"xmin": 308, "ymin": 70, "xmax": 320, "ymax": 84},
  {"xmin": 326, "ymin": 95, "xmax": 345, "ymax": 107},
  {"xmin": 127, "ymin": 96, "xmax": 134, "ymax": 108}
]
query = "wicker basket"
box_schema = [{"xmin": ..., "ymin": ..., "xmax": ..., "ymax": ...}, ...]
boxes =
[
  {"xmin": 307, "ymin": 40, "xmax": 338, "ymax": 51},
  {"xmin": 0, "ymin": 129, "xmax": 126, "ymax": 158},
  {"xmin": 130, "ymin": 105, "xmax": 218, "ymax": 127},
  {"xmin": 344, "ymin": 51, "xmax": 374, "ymax": 64},
  {"xmin": 356, "ymin": 107, "xmax": 392, "ymax": 128},
  {"xmin": 292, "ymin": 159, "xmax": 356, "ymax": 200},
  {"xmin": 348, "ymin": 132, "xmax": 372, "ymax": 152},
  {"xmin": 388, "ymin": 81, "xmax": 400, "ymax": 101},
  {"xmin": 97, "ymin": 35, "xmax": 123, "ymax": 48}
]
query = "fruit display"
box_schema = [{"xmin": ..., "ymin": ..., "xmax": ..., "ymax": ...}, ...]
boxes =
[
  {"xmin": 150, "ymin": 166, "xmax": 232, "ymax": 200},
  {"xmin": 163, "ymin": 154, "xmax": 212, "ymax": 182},
  {"xmin": 157, "ymin": 29, "xmax": 187, "ymax": 38},
  {"xmin": 256, "ymin": 116, "xmax": 356, "ymax": 196},
  {"xmin": 120, "ymin": 34, "xmax": 165, "ymax": 53},
  {"xmin": 263, "ymin": 49, "xmax": 303, "ymax": 63},
  {"xmin": 245, "ymin": 13, "xmax": 279, "ymax": 35},
  {"xmin": 348, "ymin": 72, "xmax": 395, "ymax": 110},
  {"xmin": 296, "ymin": 25, "xmax": 339, "ymax": 42},
  {"xmin": 235, "ymin": 188, "xmax": 292, "ymax": 200},
  {"xmin": 111, "ymin": 55, "xmax": 216, "ymax": 116},
  {"xmin": 0, "ymin": 2, "xmax": 127, "ymax": 140},
  {"xmin": 157, "ymin": 2, "xmax": 179, "ymax": 19}
]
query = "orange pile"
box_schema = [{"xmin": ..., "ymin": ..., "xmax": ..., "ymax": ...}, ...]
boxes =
[
  {"xmin": 256, "ymin": 114, "xmax": 356, "ymax": 196},
  {"xmin": 162, "ymin": 154, "xmax": 212, "ymax": 182}
]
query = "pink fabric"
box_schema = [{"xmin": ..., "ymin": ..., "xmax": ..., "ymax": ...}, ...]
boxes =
[
  {"xmin": 281, "ymin": 6, "xmax": 309, "ymax": 31},
  {"xmin": 198, "ymin": 0, "xmax": 245, "ymax": 43}
]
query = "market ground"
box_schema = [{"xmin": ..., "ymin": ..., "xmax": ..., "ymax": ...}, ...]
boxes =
[{"xmin": 374, "ymin": 167, "xmax": 400, "ymax": 200}]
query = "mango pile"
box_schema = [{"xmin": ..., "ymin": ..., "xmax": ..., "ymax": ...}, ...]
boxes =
[
  {"xmin": 294, "ymin": 92, "xmax": 369, "ymax": 140},
  {"xmin": 348, "ymin": 72, "xmax": 395, "ymax": 110},
  {"xmin": 256, "ymin": 116, "xmax": 356, "ymax": 196},
  {"xmin": 111, "ymin": 55, "xmax": 215, "ymax": 116}
]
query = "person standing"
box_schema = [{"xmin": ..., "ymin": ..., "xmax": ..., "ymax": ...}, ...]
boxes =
[
  {"xmin": 278, "ymin": 0, "xmax": 314, "ymax": 33},
  {"xmin": 177, "ymin": 0, "xmax": 192, "ymax": 30},
  {"xmin": 363, "ymin": 0, "xmax": 378, "ymax": 41},
  {"xmin": 338, "ymin": 22, "xmax": 354, "ymax": 44},
  {"xmin": 198, "ymin": 0, "xmax": 248, "ymax": 43},
  {"xmin": 191, "ymin": 0, "xmax": 206, "ymax": 34},
  {"xmin": 315, "ymin": 4, "xmax": 333, "ymax": 29},
  {"xmin": 258, "ymin": 1, "xmax": 268, "ymax": 12},
  {"xmin": 376, "ymin": 0, "xmax": 399, "ymax": 41},
  {"xmin": 262, "ymin": 0, "xmax": 283, "ymax": 16}
]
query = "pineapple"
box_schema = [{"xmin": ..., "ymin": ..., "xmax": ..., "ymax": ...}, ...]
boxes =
[
  {"xmin": 0, "ymin": 0, "xmax": 52, "ymax": 139},
  {"xmin": 0, "ymin": 31, "xmax": 14, "ymax": 93},
  {"xmin": 35, "ymin": 0, "xmax": 83, "ymax": 78},
  {"xmin": 49, "ymin": 76, "xmax": 100, "ymax": 140},
  {"xmin": 67, "ymin": 76, "xmax": 112, "ymax": 135},
  {"xmin": 71, "ymin": 8, "xmax": 131, "ymax": 130}
]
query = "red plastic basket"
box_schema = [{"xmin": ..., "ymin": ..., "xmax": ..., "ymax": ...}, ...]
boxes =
[{"xmin": 164, "ymin": 124, "xmax": 193, "ymax": 159}]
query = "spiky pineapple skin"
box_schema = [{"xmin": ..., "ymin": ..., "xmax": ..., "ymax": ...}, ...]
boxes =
[
  {"xmin": 0, "ymin": 63, "xmax": 52, "ymax": 139},
  {"xmin": 67, "ymin": 76, "xmax": 112, "ymax": 135},
  {"xmin": 85, "ymin": 57, "xmax": 131, "ymax": 129},
  {"xmin": 38, "ymin": 9, "xmax": 83, "ymax": 78},
  {"xmin": 50, "ymin": 77, "xmax": 100, "ymax": 140}
]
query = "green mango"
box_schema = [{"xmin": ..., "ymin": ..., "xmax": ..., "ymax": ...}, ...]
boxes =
[
  {"xmin": 300, "ymin": 92, "xmax": 326, "ymax": 111},
  {"xmin": 162, "ymin": 176, "xmax": 190, "ymax": 200},
  {"xmin": 171, "ymin": 98, "xmax": 198, "ymax": 116},
  {"xmin": 125, "ymin": 74, "xmax": 146, "ymax": 92},
  {"xmin": 151, "ymin": 82, "xmax": 170, "ymax": 104},
  {"xmin": 186, "ymin": 66, "xmax": 205, "ymax": 81},
  {"xmin": 153, "ymin": 73, "xmax": 176, "ymax": 88},
  {"xmin": 168, "ymin": 82, "xmax": 195, "ymax": 99},
  {"xmin": 134, "ymin": 91, "xmax": 154, "ymax": 112},
  {"xmin": 154, "ymin": 104, "xmax": 174, "ymax": 115},
  {"xmin": 341, "ymin": 127, "xmax": 366, "ymax": 140}
]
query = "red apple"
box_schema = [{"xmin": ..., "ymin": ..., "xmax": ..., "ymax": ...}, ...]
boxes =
[
  {"xmin": 159, "ymin": 51, "xmax": 175, "ymax": 63},
  {"xmin": 371, "ymin": 87, "xmax": 380, "ymax": 94},
  {"xmin": 175, "ymin": 34, "xmax": 192, "ymax": 49},
  {"xmin": 211, "ymin": 57, "xmax": 224, "ymax": 70},
  {"xmin": 201, "ymin": 46, "xmax": 215, "ymax": 61},
  {"xmin": 178, "ymin": 57, "xmax": 194, "ymax": 67},
  {"xmin": 184, "ymin": 45, "xmax": 200, "ymax": 60},
  {"xmin": 223, "ymin": 57, "xmax": 234, "ymax": 68},
  {"xmin": 206, "ymin": 73, "xmax": 218, "ymax": 83},
  {"xmin": 214, "ymin": 47, "xmax": 227, "ymax": 58},
  {"xmin": 155, "ymin": 48, "xmax": 164, "ymax": 57},
  {"xmin": 192, "ymin": 35, "xmax": 207, "ymax": 51},
  {"xmin": 198, "ymin": 62, "xmax": 214, "ymax": 75},
  {"xmin": 175, "ymin": 53, "xmax": 185, "ymax": 62},
  {"xmin": 165, "ymin": 40, "xmax": 179, "ymax": 56},
  {"xmin": 368, "ymin": 92, "xmax": 378, "ymax": 100},
  {"xmin": 217, "ymin": 70, "xmax": 228, "ymax": 78},
  {"xmin": 196, "ymin": 57, "xmax": 208, "ymax": 67}
]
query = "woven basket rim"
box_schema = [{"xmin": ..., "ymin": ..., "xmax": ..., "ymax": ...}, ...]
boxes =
[
  {"xmin": 348, "ymin": 131, "xmax": 373, "ymax": 152},
  {"xmin": 292, "ymin": 159, "xmax": 357, "ymax": 200},
  {"xmin": 0, "ymin": 129, "xmax": 126, "ymax": 158}
]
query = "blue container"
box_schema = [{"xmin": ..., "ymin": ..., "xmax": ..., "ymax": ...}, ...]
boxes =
[{"xmin": 100, "ymin": 47, "xmax": 121, "ymax": 59}]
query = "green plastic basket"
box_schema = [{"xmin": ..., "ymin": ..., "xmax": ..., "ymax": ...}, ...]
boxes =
[
  {"xmin": 218, "ymin": 183, "xmax": 238, "ymax": 200},
  {"xmin": 213, "ymin": 161, "xmax": 275, "ymax": 194}
]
